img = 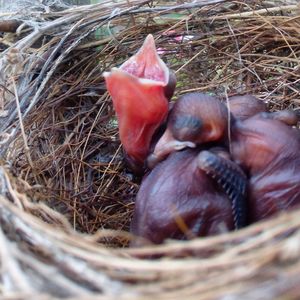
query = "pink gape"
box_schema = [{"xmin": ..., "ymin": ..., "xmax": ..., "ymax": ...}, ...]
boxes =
[{"xmin": 103, "ymin": 35, "xmax": 175, "ymax": 171}]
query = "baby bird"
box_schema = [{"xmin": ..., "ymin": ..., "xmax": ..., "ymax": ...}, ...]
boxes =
[
  {"xmin": 230, "ymin": 109, "xmax": 300, "ymax": 222},
  {"xmin": 131, "ymin": 147, "xmax": 247, "ymax": 245},
  {"xmin": 103, "ymin": 34, "xmax": 176, "ymax": 173}
]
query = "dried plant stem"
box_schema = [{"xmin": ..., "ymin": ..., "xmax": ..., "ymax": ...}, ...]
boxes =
[
  {"xmin": 12, "ymin": 77, "xmax": 34, "ymax": 170},
  {"xmin": 207, "ymin": 4, "xmax": 299, "ymax": 20}
]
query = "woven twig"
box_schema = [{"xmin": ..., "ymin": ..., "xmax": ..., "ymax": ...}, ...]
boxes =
[{"xmin": 0, "ymin": 0, "xmax": 299, "ymax": 298}]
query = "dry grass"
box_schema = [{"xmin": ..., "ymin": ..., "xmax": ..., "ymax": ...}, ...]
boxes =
[{"xmin": 0, "ymin": 0, "xmax": 300, "ymax": 298}]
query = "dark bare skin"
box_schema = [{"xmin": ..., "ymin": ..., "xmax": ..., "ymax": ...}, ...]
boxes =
[
  {"xmin": 131, "ymin": 94, "xmax": 249, "ymax": 245},
  {"xmin": 226, "ymin": 95, "xmax": 300, "ymax": 221},
  {"xmin": 147, "ymin": 93, "xmax": 267, "ymax": 169},
  {"xmin": 227, "ymin": 95, "xmax": 267, "ymax": 121},
  {"xmin": 130, "ymin": 93, "xmax": 249, "ymax": 245},
  {"xmin": 231, "ymin": 111, "xmax": 300, "ymax": 222},
  {"xmin": 147, "ymin": 92, "xmax": 300, "ymax": 227},
  {"xmin": 148, "ymin": 93, "xmax": 229, "ymax": 168},
  {"xmin": 131, "ymin": 148, "xmax": 246, "ymax": 245}
]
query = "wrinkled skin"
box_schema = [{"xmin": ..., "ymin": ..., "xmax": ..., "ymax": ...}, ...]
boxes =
[
  {"xmin": 231, "ymin": 113, "xmax": 300, "ymax": 222},
  {"xmin": 130, "ymin": 92, "xmax": 250, "ymax": 245},
  {"xmin": 147, "ymin": 93, "xmax": 266, "ymax": 169},
  {"xmin": 227, "ymin": 95, "xmax": 267, "ymax": 121},
  {"xmin": 131, "ymin": 149, "xmax": 236, "ymax": 245},
  {"xmin": 148, "ymin": 93, "xmax": 266, "ymax": 168},
  {"xmin": 148, "ymin": 93, "xmax": 300, "ymax": 226},
  {"xmin": 227, "ymin": 95, "xmax": 300, "ymax": 221},
  {"xmin": 148, "ymin": 93, "xmax": 229, "ymax": 168},
  {"xmin": 164, "ymin": 93, "xmax": 300, "ymax": 222}
]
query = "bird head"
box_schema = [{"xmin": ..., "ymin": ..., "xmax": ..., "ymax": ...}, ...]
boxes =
[
  {"xmin": 147, "ymin": 93, "xmax": 229, "ymax": 168},
  {"xmin": 104, "ymin": 35, "xmax": 175, "ymax": 172}
]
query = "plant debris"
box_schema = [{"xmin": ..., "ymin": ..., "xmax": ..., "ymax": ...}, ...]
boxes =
[{"xmin": 0, "ymin": 0, "xmax": 300, "ymax": 298}]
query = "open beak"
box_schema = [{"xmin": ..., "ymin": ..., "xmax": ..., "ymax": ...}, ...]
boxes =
[
  {"xmin": 103, "ymin": 35, "xmax": 173, "ymax": 169},
  {"xmin": 147, "ymin": 128, "xmax": 196, "ymax": 169}
]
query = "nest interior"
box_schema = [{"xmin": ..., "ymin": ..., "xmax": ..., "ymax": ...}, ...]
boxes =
[{"xmin": 0, "ymin": 0, "xmax": 300, "ymax": 298}]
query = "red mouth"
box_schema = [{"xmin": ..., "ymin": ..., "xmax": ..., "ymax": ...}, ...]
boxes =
[{"xmin": 103, "ymin": 35, "xmax": 173, "ymax": 169}]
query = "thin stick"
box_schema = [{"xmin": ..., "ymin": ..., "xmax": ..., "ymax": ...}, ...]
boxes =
[
  {"xmin": 176, "ymin": 47, "xmax": 207, "ymax": 74},
  {"xmin": 12, "ymin": 77, "xmax": 34, "ymax": 170},
  {"xmin": 206, "ymin": 4, "xmax": 299, "ymax": 20}
]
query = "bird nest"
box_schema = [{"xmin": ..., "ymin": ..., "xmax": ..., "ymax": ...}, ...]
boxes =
[{"xmin": 0, "ymin": 0, "xmax": 300, "ymax": 298}]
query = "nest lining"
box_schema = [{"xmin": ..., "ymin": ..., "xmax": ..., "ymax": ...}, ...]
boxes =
[{"xmin": 0, "ymin": 0, "xmax": 300, "ymax": 298}]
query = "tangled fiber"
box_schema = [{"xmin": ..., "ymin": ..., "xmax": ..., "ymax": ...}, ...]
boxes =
[{"xmin": 0, "ymin": 0, "xmax": 300, "ymax": 298}]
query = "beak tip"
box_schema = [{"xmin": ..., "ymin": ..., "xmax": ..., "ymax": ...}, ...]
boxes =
[
  {"xmin": 102, "ymin": 71, "xmax": 110, "ymax": 78},
  {"xmin": 140, "ymin": 34, "xmax": 157, "ymax": 54},
  {"xmin": 103, "ymin": 67, "xmax": 119, "ymax": 78},
  {"xmin": 144, "ymin": 34, "xmax": 155, "ymax": 44}
]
